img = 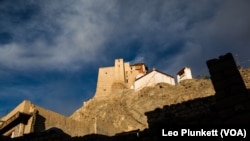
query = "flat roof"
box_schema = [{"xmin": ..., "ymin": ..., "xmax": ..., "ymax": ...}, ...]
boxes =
[{"xmin": 0, "ymin": 112, "xmax": 32, "ymax": 134}]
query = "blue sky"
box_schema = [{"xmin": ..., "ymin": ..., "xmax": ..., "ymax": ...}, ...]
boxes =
[{"xmin": 0, "ymin": 0, "xmax": 250, "ymax": 117}]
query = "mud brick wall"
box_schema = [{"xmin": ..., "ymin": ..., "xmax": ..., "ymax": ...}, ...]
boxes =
[
  {"xmin": 145, "ymin": 92, "xmax": 250, "ymax": 128},
  {"xmin": 206, "ymin": 52, "xmax": 248, "ymax": 98},
  {"xmin": 240, "ymin": 68, "xmax": 250, "ymax": 89}
]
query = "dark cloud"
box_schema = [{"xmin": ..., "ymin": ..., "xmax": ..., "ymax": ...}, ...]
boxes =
[{"xmin": 0, "ymin": 32, "xmax": 13, "ymax": 44}]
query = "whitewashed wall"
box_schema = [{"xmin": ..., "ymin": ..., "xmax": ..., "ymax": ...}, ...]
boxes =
[
  {"xmin": 134, "ymin": 70, "xmax": 175, "ymax": 90},
  {"xmin": 177, "ymin": 67, "xmax": 192, "ymax": 83}
]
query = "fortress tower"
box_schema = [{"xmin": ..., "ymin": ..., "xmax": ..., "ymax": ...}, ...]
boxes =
[{"xmin": 95, "ymin": 58, "xmax": 148, "ymax": 97}]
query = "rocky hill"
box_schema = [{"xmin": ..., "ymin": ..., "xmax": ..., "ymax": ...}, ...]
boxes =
[{"xmin": 69, "ymin": 67, "xmax": 250, "ymax": 136}]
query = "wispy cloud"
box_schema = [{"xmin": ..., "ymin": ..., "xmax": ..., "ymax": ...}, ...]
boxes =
[{"xmin": 1, "ymin": 0, "xmax": 249, "ymax": 71}]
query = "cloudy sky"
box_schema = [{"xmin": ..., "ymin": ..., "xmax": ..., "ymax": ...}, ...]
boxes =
[{"xmin": 0, "ymin": 0, "xmax": 249, "ymax": 117}]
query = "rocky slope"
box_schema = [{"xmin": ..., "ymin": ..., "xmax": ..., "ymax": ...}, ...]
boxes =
[{"xmin": 69, "ymin": 67, "xmax": 250, "ymax": 136}]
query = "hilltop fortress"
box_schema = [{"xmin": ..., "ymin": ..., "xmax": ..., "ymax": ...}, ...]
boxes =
[
  {"xmin": 95, "ymin": 59, "xmax": 148, "ymax": 97},
  {"xmin": 1, "ymin": 53, "xmax": 250, "ymax": 140},
  {"xmin": 0, "ymin": 58, "xmax": 194, "ymax": 138},
  {"xmin": 95, "ymin": 58, "xmax": 192, "ymax": 97}
]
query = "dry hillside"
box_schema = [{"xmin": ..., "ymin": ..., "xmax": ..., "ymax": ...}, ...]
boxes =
[{"xmin": 69, "ymin": 67, "xmax": 250, "ymax": 136}]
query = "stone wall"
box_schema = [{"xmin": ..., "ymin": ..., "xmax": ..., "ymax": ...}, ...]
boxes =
[
  {"xmin": 33, "ymin": 105, "xmax": 88, "ymax": 137},
  {"xmin": 0, "ymin": 100, "xmax": 90, "ymax": 138},
  {"xmin": 239, "ymin": 67, "xmax": 250, "ymax": 89},
  {"xmin": 206, "ymin": 52, "xmax": 248, "ymax": 98}
]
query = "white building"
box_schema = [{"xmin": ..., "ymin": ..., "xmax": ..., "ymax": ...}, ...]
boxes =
[
  {"xmin": 177, "ymin": 67, "xmax": 192, "ymax": 83},
  {"xmin": 133, "ymin": 68, "xmax": 175, "ymax": 91}
]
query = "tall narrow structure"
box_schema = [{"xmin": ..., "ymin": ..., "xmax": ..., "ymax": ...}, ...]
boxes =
[
  {"xmin": 114, "ymin": 59, "xmax": 125, "ymax": 82},
  {"xmin": 206, "ymin": 52, "xmax": 247, "ymax": 97},
  {"xmin": 95, "ymin": 58, "xmax": 148, "ymax": 97}
]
